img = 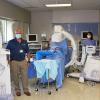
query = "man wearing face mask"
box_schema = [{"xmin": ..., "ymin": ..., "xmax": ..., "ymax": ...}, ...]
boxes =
[{"xmin": 6, "ymin": 28, "xmax": 31, "ymax": 96}]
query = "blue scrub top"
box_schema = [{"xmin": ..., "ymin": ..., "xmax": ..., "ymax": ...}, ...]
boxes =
[
  {"xmin": 6, "ymin": 38, "xmax": 29, "ymax": 61},
  {"xmin": 82, "ymin": 39, "xmax": 96, "ymax": 46}
]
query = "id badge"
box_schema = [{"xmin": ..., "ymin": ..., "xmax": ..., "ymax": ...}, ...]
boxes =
[{"xmin": 19, "ymin": 49, "xmax": 23, "ymax": 53}]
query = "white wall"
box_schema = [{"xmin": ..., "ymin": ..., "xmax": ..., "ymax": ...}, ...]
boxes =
[
  {"xmin": 31, "ymin": 11, "xmax": 52, "ymax": 42},
  {"xmin": 53, "ymin": 10, "xmax": 100, "ymax": 23},
  {"xmin": 0, "ymin": 0, "xmax": 30, "ymax": 23}
]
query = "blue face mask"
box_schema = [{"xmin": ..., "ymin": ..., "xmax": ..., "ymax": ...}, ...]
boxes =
[{"xmin": 15, "ymin": 34, "xmax": 21, "ymax": 39}]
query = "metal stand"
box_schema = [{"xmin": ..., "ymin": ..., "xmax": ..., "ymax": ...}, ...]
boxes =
[{"xmin": 34, "ymin": 69, "xmax": 58, "ymax": 95}]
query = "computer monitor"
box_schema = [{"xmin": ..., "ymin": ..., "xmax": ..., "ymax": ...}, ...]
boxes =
[
  {"xmin": 27, "ymin": 34, "xmax": 38, "ymax": 42},
  {"xmin": 81, "ymin": 31, "xmax": 88, "ymax": 39}
]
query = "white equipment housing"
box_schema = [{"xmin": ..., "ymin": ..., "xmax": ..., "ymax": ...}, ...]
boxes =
[
  {"xmin": 83, "ymin": 46, "xmax": 100, "ymax": 82},
  {"xmin": 86, "ymin": 46, "xmax": 96, "ymax": 55},
  {"xmin": 0, "ymin": 49, "xmax": 13, "ymax": 99},
  {"xmin": 68, "ymin": 45, "xmax": 100, "ymax": 82},
  {"xmin": 83, "ymin": 56, "xmax": 100, "ymax": 81}
]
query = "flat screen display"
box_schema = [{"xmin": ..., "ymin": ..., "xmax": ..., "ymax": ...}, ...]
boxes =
[
  {"xmin": 28, "ymin": 34, "xmax": 38, "ymax": 42},
  {"xmin": 81, "ymin": 31, "xmax": 88, "ymax": 39}
]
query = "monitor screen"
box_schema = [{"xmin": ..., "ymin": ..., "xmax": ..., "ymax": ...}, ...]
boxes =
[
  {"xmin": 28, "ymin": 34, "xmax": 38, "ymax": 42},
  {"xmin": 81, "ymin": 31, "xmax": 88, "ymax": 39}
]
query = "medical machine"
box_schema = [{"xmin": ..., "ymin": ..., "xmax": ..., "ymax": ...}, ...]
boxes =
[
  {"xmin": 67, "ymin": 45, "xmax": 100, "ymax": 82},
  {"xmin": 0, "ymin": 35, "xmax": 13, "ymax": 100},
  {"xmin": 0, "ymin": 49, "xmax": 14, "ymax": 100},
  {"xmin": 81, "ymin": 46, "xmax": 100, "ymax": 82},
  {"xmin": 51, "ymin": 25, "xmax": 100, "ymax": 83},
  {"xmin": 27, "ymin": 34, "xmax": 38, "ymax": 42}
]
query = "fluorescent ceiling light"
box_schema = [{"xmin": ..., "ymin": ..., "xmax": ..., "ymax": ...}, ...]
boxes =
[{"xmin": 45, "ymin": 3, "xmax": 71, "ymax": 7}]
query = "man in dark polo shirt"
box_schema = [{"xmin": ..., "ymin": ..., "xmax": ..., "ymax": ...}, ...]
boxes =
[{"xmin": 6, "ymin": 29, "xmax": 31, "ymax": 96}]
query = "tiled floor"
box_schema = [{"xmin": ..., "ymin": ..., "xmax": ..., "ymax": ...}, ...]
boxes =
[{"xmin": 15, "ymin": 78, "xmax": 100, "ymax": 100}]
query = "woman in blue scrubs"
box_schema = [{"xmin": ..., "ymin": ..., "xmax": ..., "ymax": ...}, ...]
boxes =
[{"xmin": 82, "ymin": 32, "xmax": 96, "ymax": 46}]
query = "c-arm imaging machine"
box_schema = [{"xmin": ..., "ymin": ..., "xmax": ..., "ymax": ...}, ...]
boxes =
[
  {"xmin": 56, "ymin": 27, "xmax": 100, "ymax": 82},
  {"xmin": 0, "ymin": 35, "xmax": 13, "ymax": 99}
]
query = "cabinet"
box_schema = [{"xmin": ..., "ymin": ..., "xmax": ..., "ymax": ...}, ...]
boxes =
[
  {"xmin": 28, "ymin": 43, "xmax": 42, "ymax": 54},
  {"xmin": 28, "ymin": 40, "xmax": 50, "ymax": 54},
  {"xmin": 41, "ymin": 40, "xmax": 49, "ymax": 50}
]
